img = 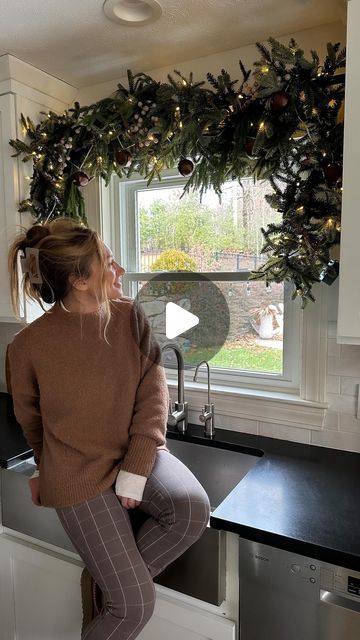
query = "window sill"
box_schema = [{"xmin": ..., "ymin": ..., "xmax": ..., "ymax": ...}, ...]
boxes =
[{"xmin": 167, "ymin": 379, "xmax": 327, "ymax": 430}]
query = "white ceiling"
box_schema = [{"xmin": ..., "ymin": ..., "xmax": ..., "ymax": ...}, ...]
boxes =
[{"xmin": 0, "ymin": 0, "xmax": 346, "ymax": 88}]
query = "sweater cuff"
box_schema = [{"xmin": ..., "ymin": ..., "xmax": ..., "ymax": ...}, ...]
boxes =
[
  {"xmin": 115, "ymin": 470, "xmax": 147, "ymax": 502},
  {"xmin": 121, "ymin": 435, "xmax": 158, "ymax": 477}
]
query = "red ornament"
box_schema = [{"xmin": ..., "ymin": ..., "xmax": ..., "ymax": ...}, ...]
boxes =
[
  {"xmin": 271, "ymin": 91, "xmax": 289, "ymax": 112},
  {"xmin": 178, "ymin": 158, "xmax": 194, "ymax": 176},
  {"xmin": 323, "ymin": 163, "xmax": 342, "ymax": 183},
  {"xmin": 115, "ymin": 149, "xmax": 132, "ymax": 166},
  {"xmin": 71, "ymin": 171, "xmax": 90, "ymax": 187}
]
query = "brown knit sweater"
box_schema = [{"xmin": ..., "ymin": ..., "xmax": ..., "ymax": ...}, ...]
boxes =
[{"xmin": 8, "ymin": 298, "xmax": 168, "ymax": 508}]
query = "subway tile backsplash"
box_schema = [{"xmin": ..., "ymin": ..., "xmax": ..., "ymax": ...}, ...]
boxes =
[{"xmin": 2, "ymin": 318, "xmax": 360, "ymax": 454}]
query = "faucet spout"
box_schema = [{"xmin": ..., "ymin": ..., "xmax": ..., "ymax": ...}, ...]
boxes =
[
  {"xmin": 193, "ymin": 360, "xmax": 215, "ymax": 438},
  {"xmin": 161, "ymin": 342, "xmax": 188, "ymax": 434},
  {"xmin": 193, "ymin": 360, "xmax": 211, "ymax": 404},
  {"xmin": 162, "ymin": 342, "xmax": 185, "ymax": 403}
]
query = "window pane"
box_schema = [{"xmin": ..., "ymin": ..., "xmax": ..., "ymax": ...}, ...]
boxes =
[
  {"xmin": 137, "ymin": 179, "xmax": 281, "ymax": 273},
  {"xmin": 137, "ymin": 279, "xmax": 284, "ymax": 376}
]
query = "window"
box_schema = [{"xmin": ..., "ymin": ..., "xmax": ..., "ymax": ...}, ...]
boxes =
[{"xmin": 114, "ymin": 170, "xmax": 301, "ymax": 393}]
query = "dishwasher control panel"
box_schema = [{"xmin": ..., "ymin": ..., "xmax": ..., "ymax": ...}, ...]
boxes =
[{"xmin": 348, "ymin": 575, "xmax": 360, "ymax": 597}]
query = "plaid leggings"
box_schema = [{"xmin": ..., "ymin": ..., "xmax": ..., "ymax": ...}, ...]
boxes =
[{"xmin": 56, "ymin": 450, "xmax": 210, "ymax": 640}]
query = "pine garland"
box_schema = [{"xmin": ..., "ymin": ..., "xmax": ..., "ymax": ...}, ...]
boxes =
[{"xmin": 9, "ymin": 38, "xmax": 345, "ymax": 306}]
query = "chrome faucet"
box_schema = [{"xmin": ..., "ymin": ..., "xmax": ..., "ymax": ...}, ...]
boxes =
[
  {"xmin": 161, "ymin": 342, "xmax": 188, "ymax": 434},
  {"xmin": 193, "ymin": 360, "xmax": 215, "ymax": 438}
]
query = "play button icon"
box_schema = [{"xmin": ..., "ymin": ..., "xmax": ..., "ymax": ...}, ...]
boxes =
[
  {"xmin": 131, "ymin": 272, "xmax": 230, "ymax": 366},
  {"xmin": 165, "ymin": 302, "xmax": 199, "ymax": 339}
]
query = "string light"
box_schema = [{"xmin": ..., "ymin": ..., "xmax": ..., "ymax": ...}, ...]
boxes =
[
  {"xmin": 260, "ymin": 66, "xmax": 269, "ymax": 73},
  {"xmin": 258, "ymin": 121, "xmax": 265, "ymax": 131}
]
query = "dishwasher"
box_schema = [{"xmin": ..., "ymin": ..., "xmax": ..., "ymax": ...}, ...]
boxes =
[{"xmin": 239, "ymin": 539, "xmax": 360, "ymax": 640}]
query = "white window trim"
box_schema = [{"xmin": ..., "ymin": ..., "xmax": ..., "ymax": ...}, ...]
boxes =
[{"xmin": 89, "ymin": 176, "xmax": 328, "ymax": 430}]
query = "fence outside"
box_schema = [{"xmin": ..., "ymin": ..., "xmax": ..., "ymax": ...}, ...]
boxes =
[{"xmin": 141, "ymin": 249, "xmax": 267, "ymax": 272}]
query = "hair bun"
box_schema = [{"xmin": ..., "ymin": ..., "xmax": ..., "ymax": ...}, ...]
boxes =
[{"xmin": 26, "ymin": 224, "xmax": 50, "ymax": 246}]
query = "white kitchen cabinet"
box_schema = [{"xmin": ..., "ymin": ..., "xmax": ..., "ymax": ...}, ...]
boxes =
[
  {"xmin": 0, "ymin": 55, "xmax": 76, "ymax": 324},
  {"xmin": 0, "ymin": 534, "xmax": 83, "ymax": 640},
  {"xmin": 138, "ymin": 590, "xmax": 236, "ymax": 640},
  {"xmin": 337, "ymin": 0, "xmax": 360, "ymax": 343},
  {"xmin": 0, "ymin": 532, "xmax": 236, "ymax": 640}
]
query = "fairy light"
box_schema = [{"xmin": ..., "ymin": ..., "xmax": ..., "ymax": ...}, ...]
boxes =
[
  {"xmin": 258, "ymin": 121, "xmax": 265, "ymax": 132},
  {"xmin": 296, "ymin": 205, "xmax": 305, "ymax": 215},
  {"xmin": 179, "ymin": 121, "xmax": 183, "ymax": 129},
  {"xmin": 25, "ymin": 176, "xmax": 31, "ymax": 181},
  {"xmin": 182, "ymin": 79, "xmax": 187, "ymax": 86},
  {"xmin": 237, "ymin": 93, "xmax": 244, "ymax": 100},
  {"xmin": 261, "ymin": 66, "xmax": 269, "ymax": 73},
  {"xmin": 312, "ymin": 108, "xmax": 318, "ymax": 116},
  {"xmin": 41, "ymin": 133, "xmax": 47, "ymax": 138}
]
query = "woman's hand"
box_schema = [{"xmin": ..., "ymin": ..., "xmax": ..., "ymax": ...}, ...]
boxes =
[
  {"xmin": 118, "ymin": 496, "xmax": 140, "ymax": 509},
  {"xmin": 29, "ymin": 476, "xmax": 41, "ymax": 506}
]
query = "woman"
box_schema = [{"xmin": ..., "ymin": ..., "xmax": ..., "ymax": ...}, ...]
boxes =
[{"xmin": 7, "ymin": 217, "xmax": 210, "ymax": 640}]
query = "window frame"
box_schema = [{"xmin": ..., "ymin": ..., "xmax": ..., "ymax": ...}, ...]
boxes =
[{"xmin": 116, "ymin": 171, "xmax": 301, "ymax": 392}]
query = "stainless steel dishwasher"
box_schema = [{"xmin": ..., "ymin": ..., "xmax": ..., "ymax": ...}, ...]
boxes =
[{"xmin": 239, "ymin": 539, "xmax": 360, "ymax": 640}]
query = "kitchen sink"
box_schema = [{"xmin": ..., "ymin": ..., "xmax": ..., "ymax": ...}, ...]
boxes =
[{"xmin": 166, "ymin": 437, "xmax": 262, "ymax": 510}]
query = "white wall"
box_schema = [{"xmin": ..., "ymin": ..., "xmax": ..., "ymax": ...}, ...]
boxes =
[
  {"xmin": 3, "ymin": 19, "xmax": 359, "ymax": 454},
  {"xmin": 76, "ymin": 22, "xmax": 346, "ymax": 104}
]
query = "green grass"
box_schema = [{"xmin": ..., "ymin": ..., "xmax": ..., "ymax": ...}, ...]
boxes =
[{"xmin": 185, "ymin": 344, "xmax": 283, "ymax": 374}]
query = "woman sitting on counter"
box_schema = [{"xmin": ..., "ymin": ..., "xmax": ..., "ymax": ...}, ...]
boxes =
[{"xmin": 7, "ymin": 216, "xmax": 210, "ymax": 639}]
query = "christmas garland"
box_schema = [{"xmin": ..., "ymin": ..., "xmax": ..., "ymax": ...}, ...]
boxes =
[{"xmin": 10, "ymin": 38, "xmax": 345, "ymax": 305}]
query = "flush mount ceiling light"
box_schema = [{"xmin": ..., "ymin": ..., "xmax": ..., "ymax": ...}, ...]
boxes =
[{"xmin": 103, "ymin": 0, "xmax": 163, "ymax": 26}]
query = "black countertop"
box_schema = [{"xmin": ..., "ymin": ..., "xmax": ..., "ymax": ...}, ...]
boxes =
[
  {"xmin": 0, "ymin": 393, "xmax": 32, "ymax": 468},
  {"xmin": 166, "ymin": 424, "xmax": 360, "ymax": 572},
  {"xmin": 1, "ymin": 391, "xmax": 360, "ymax": 571}
]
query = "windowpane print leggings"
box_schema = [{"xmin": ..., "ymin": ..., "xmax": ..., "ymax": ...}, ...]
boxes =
[{"xmin": 56, "ymin": 451, "xmax": 211, "ymax": 640}]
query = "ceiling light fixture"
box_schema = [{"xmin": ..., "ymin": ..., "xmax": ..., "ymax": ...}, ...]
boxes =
[{"xmin": 103, "ymin": 0, "xmax": 163, "ymax": 26}]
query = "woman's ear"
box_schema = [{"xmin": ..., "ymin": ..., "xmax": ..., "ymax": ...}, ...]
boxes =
[{"xmin": 69, "ymin": 273, "xmax": 89, "ymax": 291}]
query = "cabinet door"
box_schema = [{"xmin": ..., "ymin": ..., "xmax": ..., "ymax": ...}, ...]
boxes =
[
  {"xmin": 337, "ymin": 0, "xmax": 360, "ymax": 343},
  {"xmin": 0, "ymin": 536, "xmax": 82, "ymax": 640},
  {"xmin": 0, "ymin": 94, "xmax": 21, "ymax": 321},
  {"xmin": 138, "ymin": 591, "xmax": 236, "ymax": 640}
]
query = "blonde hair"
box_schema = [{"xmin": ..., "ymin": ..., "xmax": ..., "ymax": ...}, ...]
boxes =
[{"xmin": 8, "ymin": 217, "xmax": 113, "ymax": 343}]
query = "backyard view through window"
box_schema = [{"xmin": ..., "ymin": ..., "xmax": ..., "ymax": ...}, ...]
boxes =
[{"xmin": 132, "ymin": 178, "xmax": 284, "ymax": 376}]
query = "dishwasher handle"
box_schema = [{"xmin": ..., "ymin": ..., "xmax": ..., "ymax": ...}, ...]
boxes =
[{"xmin": 320, "ymin": 589, "xmax": 360, "ymax": 614}]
